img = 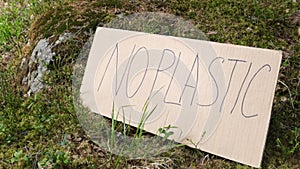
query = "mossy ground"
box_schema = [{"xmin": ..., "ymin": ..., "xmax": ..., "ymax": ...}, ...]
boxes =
[{"xmin": 0, "ymin": 0, "xmax": 299, "ymax": 168}]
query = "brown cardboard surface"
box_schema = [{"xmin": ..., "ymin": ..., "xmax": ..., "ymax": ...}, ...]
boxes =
[{"xmin": 80, "ymin": 27, "xmax": 282, "ymax": 167}]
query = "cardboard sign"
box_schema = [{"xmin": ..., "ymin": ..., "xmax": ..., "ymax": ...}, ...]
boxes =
[{"xmin": 80, "ymin": 27, "xmax": 282, "ymax": 167}]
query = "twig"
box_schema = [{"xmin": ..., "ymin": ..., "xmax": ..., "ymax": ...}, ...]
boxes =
[
  {"xmin": 201, "ymin": 154, "xmax": 210, "ymax": 165},
  {"xmin": 278, "ymin": 80, "xmax": 295, "ymax": 109}
]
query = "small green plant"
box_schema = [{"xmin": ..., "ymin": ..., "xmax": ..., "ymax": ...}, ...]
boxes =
[
  {"xmin": 93, "ymin": 97, "xmax": 179, "ymax": 165},
  {"xmin": 276, "ymin": 127, "xmax": 300, "ymax": 158},
  {"xmin": 158, "ymin": 125, "xmax": 177, "ymax": 141},
  {"xmin": 10, "ymin": 150, "xmax": 30, "ymax": 166},
  {"xmin": 38, "ymin": 150, "xmax": 71, "ymax": 168},
  {"xmin": 134, "ymin": 100, "xmax": 157, "ymax": 140}
]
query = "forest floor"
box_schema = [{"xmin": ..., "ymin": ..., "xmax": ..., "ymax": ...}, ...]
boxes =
[{"xmin": 0, "ymin": 0, "xmax": 299, "ymax": 168}]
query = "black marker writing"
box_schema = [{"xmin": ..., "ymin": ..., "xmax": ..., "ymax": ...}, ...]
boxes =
[
  {"xmin": 164, "ymin": 52, "xmax": 181, "ymax": 106},
  {"xmin": 149, "ymin": 49, "xmax": 176, "ymax": 99},
  {"xmin": 220, "ymin": 59, "xmax": 247, "ymax": 112},
  {"xmin": 241, "ymin": 64, "xmax": 271, "ymax": 118},
  {"xmin": 179, "ymin": 54, "xmax": 200, "ymax": 105},
  {"xmin": 198, "ymin": 57, "xmax": 224, "ymax": 107},
  {"xmin": 96, "ymin": 42, "xmax": 274, "ymax": 119},
  {"xmin": 230, "ymin": 62, "xmax": 252, "ymax": 114},
  {"xmin": 126, "ymin": 46, "xmax": 150, "ymax": 98}
]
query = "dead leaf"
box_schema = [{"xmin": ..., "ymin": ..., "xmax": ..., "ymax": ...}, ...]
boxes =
[
  {"xmin": 291, "ymin": 11, "xmax": 300, "ymax": 25},
  {"xmin": 207, "ymin": 31, "xmax": 218, "ymax": 35}
]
